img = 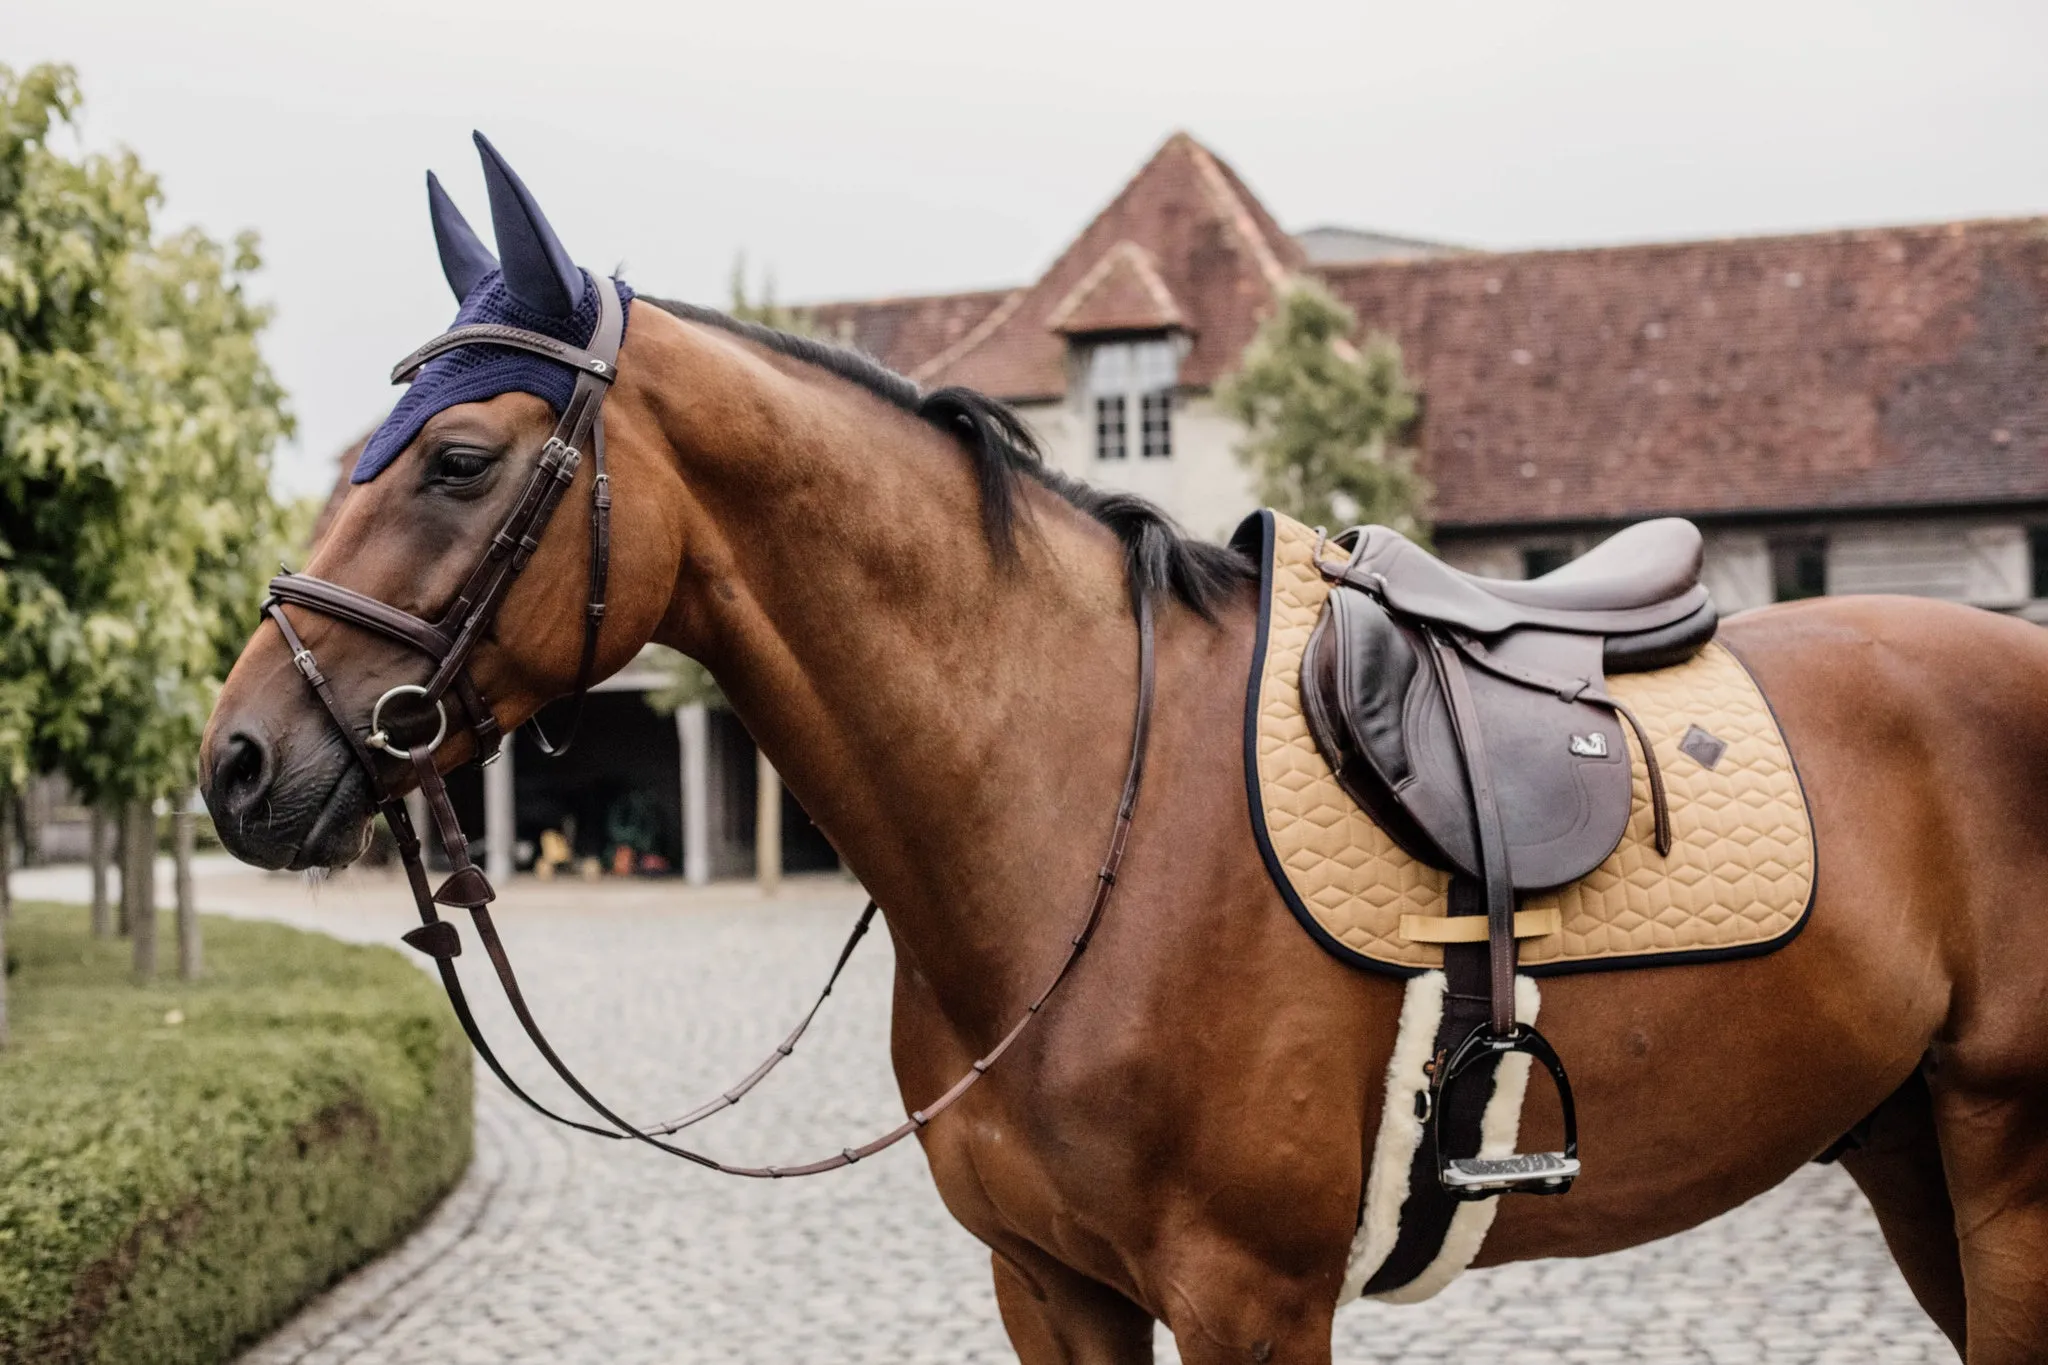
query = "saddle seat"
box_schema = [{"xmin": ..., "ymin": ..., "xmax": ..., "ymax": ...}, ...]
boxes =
[
  {"xmin": 1335, "ymin": 519, "xmax": 1716, "ymax": 671},
  {"xmin": 1304, "ymin": 518, "xmax": 1720, "ymax": 895}
]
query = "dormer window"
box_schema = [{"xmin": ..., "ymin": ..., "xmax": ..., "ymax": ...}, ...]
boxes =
[{"xmin": 1088, "ymin": 337, "xmax": 1178, "ymax": 461}]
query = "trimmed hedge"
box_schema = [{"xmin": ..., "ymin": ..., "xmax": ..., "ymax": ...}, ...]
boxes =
[{"xmin": 0, "ymin": 902, "xmax": 472, "ymax": 1364}]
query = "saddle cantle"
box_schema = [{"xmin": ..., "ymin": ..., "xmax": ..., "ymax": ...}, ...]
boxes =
[{"xmin": 1302, "ymin": 520, "xmax": 1719, "ymax": 894}]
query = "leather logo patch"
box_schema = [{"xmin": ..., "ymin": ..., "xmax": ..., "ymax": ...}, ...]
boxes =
[
  {"xmin": 1678, "ymin": 724, "xmax": 1727, "ymax": 770},
  {"xmin": 1568, "ymin": 733, "xmax": 1609, "ymax": 757}
]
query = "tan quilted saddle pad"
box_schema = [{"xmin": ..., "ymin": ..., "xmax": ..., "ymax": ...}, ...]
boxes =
[{"xmin": 1234, "ymin": 510, "xmax": 1817, "ymax": 976}]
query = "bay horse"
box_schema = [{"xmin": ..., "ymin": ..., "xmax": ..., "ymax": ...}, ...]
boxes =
[{"xmin": 202, "ymin": 144, "xmax": 2048, "ymax": 1362}]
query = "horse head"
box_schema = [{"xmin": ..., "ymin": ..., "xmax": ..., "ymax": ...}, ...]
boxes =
[{"xmin": 202, "ymin": 135, "xmax": 684, "ymax": 869}]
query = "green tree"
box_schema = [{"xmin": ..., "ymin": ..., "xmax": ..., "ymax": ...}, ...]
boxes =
[
  {"xmin": 727, "ymin": 253, "xmax": 813, "ymax": 335},
  {"xmin": 1218, "ymin": 280, "xmax": 1429, "ymax": 536},
  {"xmin": 0, "ymin": 63, "xmax": 292, "ymax": 1001}
]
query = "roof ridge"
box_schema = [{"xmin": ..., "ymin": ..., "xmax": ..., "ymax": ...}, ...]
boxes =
[
  {"xmin": 1312, "ymin": 214, "xmax": 2048, "ymax": 276},
  {"xmin": 908, "ymin": 134, "xmax": 1196, "ymax": 384},
  {"xmin": 805, "ymin": 283, "xmax": 1020, "ymax": 311},
  {"xmin": 1184, "ymin": 138, "xmax": 1293, "ymax": 295},
  {"xmin": 909, "ymin": 285, "xmax": 1031, "ymax": 385}
]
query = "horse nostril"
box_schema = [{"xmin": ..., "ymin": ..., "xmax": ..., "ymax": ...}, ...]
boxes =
[{"xmin": 213, "ymin": 730, "xmax": 272, "ymax": 817}]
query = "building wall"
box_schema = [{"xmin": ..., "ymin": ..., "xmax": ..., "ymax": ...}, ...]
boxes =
[
  {"xmin": 1438, "ymin": 512, "xmax": 2045, "ymax": 617},
  {"xmin": 1014, "ymin": 392, "xmax": 1261, "ymax": 542}
]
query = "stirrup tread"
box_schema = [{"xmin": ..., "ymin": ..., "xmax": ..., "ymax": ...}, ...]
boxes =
[{"xmin": 1443, "ymin": 1151, "xmax": 1579, "ymax": 1196}]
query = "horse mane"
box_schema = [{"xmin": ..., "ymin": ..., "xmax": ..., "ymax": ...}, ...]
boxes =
[{"xmin": 644, "ymin": 297, "xmax": 1254, "ymax": 620}]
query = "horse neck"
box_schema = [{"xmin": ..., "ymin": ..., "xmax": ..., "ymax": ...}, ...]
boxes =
[{"xmin": 635, "ymin": 319, "xmax": 1147, "ymax": 1033}]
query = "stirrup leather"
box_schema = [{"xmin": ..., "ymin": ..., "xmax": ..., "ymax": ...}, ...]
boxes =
[{"xmin": 1430, "ymin": 1022, "xmax": 1579, "ymax": 1200}]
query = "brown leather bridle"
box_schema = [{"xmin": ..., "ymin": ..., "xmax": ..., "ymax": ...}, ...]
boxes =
[{"xmin": 261, "ymin": 281, "xmax": 1158, "ymax": 1175}]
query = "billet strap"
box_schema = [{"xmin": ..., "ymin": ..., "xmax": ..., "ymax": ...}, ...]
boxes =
[{"xmin": 1425, "ymin": 630, "xmax": 1518, "ymax": 1037}]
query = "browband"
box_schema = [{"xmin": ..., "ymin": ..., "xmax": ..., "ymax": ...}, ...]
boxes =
[{"xmin": 391, "ymin": 321, "xmax": 620, "ymax": 386}]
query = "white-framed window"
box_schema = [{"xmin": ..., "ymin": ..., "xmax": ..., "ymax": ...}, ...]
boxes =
[{"xmin": 1086, "ymin": 338, "xmax": 1178, "ymax": 461}]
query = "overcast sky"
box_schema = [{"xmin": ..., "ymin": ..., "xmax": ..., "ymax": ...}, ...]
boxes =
[{"xmin": 14, "ymin": 0, "xmax": 2047, "ymax": 498}]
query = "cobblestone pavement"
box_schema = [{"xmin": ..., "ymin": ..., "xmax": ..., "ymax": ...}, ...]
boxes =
[{"xmin": 63, "ymin": 863, "xmax": 1948, "ymax": 1363}]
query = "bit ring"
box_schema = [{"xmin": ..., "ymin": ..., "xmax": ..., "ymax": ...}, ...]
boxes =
[{"xmin": 367, "ymin": 684, "xmax": 447, "ymax": 757}]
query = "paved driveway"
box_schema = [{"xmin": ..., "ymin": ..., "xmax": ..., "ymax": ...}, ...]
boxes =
[{"xmin": 29, "ymin": 862, "xmax": 1948, "ymax": 1363}]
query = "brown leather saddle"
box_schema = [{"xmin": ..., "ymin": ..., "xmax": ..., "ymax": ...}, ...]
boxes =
[
  {"xmin": 1301, "ymin": 518, "xmax": 1718, "ymax": 1204},
  {"xmin": 1304, "ymin": 519, "xmax": 1717, "ymax": 898}
]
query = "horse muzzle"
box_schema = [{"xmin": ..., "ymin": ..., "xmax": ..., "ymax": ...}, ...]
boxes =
[{"xmin": 201, "ymin": 720, "xmax": 375, "ymax": 870}]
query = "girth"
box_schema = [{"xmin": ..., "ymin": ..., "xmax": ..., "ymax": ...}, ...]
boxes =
[{"xmin": 260, "ymin": 280, "xmax": 1161, "ymax": 1176}]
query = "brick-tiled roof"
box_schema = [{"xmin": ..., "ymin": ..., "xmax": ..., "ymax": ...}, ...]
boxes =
[
  {"xmin": 806, "ymin": 287, "xmax": 1014, "ymax": 378},
  {"xmin": 903, "ymin": 132, "xmax": 1302, "ymax": 399},
  {"xmin": 324, "ymin": 135, "xmax": 2048, "ymax": 533},
  {"xmin": 1045, "ymin": 241, "xmax": 1186, "ymax": 335},
  {"xmin": 1322, "ymin": 219, "xmax": 2048, "ymax": 528}
]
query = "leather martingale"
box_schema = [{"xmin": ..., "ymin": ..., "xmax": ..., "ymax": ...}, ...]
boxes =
[{"xmin": 1243, "ymin": 511, "xmax": 1816, "ymax": 975}]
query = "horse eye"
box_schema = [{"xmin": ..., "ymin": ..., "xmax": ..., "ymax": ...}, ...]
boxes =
[{"xmin": 433, "ymin": 448, "xmax": 493, "ymax": 483}]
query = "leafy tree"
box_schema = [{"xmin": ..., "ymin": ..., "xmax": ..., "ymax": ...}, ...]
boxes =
[
  {"xmin": 0, "ymin": 63, "xmax": 292, "ymax": 996},
  {"xmin": 727, "ymin": 254, "xmax": 814, "ymax": 336},
  {"xmin": 1218, "ymin": 280, "xmax": 1429, "ymax": 536}
]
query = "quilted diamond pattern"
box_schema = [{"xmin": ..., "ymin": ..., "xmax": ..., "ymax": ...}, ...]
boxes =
[{"xmin": 1252, "ymin": 514, "xmax": 1815, "ymax": 973}]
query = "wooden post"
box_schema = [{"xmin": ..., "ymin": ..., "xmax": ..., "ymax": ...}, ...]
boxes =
[
  {"xmin": 483, "ymin": 742, "xmax": 515, "ymax": 885},
  {"xmin": 18, "ymin": 778, "xmax": 40, "ymax": 868},
  {"xmin": 174, "ymin": 790, "xmax": 199, "ymax": 981},
  {"xmin": 90, "ymin": 805, "xmax": 113, "ymax": 937},
  {"xmin": 127, "ymin": 796, "xmax": 156, "ymax": 982},
  {"xmin": 755, "ymin": 746, "xmax": 781, "ymax": 898},
  {"xmin": 0, "ymin": 790, "xmax": 10, "ymax": 1050},
  {"xmin": 0, "ymin": 788, "xmax": 13, "ymax": 926},
  {"xmin": 115, "ymin": 804, "xmax": 131, "ymax": 937},
  {"xmin": 677, "ymin": 704, "xmax": 710, "ymax": 886},
  {"xmin": 0, "ymin": 788, "xmax": 13, "ymax": 1050}
]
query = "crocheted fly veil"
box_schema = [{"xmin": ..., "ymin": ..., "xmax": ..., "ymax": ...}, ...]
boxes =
[{"xmin": 355, "ymin": 133, "xmax": 631, "ymax": 483}]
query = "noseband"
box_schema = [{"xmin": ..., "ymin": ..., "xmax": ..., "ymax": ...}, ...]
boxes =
[{"xmin": 260, "ymin": 283, "xmax": 1158, "ymax": 1176}]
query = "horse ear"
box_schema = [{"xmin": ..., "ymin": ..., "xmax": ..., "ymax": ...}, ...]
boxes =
[
  {"xmin": 473, "ymin": 132, "xmax": 581, "ymax": 318},
  {"xmin": 426, "ymin": 171, "xmax": 497, "ymax": 301}
]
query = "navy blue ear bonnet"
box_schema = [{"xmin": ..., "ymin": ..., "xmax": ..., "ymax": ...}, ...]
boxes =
[
  {"xmin": 354, "ymin": 132, "xmax": 633, "ymax": 485},
  {"xmin": 354, "ymin": 270, "xmax": 633, "ymax": 483}
]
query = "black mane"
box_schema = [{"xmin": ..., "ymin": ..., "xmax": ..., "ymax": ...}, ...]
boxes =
[{"xmin": 646, "ymin": 297, "xmax": 1253, "ymax": 620}]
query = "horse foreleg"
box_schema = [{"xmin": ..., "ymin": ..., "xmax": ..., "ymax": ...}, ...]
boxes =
[
  {"xmin": 1839, "ymin": 1068, "xmax": 1967, "ymax": 1354},
  {"xmin": 992, "ymin": 1247, "xmax": 1155, "ymax": 1364}
]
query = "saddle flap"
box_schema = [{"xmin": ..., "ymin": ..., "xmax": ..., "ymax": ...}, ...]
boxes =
[{"xmin": 1304, "ymin": 585, "xmax": 1636, "ymax": 890}]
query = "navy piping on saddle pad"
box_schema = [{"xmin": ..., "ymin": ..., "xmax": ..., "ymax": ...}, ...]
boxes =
[{"xmin": 1226, "ymin": 508, "xmax": 1822, "ymax": 981}]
